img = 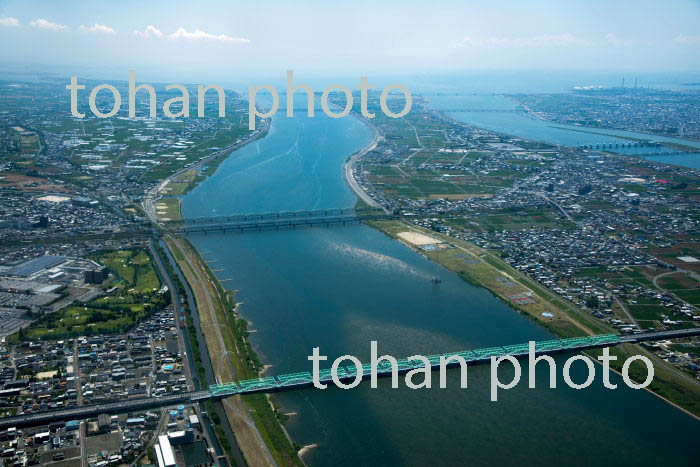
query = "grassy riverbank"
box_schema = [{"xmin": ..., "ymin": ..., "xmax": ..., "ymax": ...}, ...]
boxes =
[
  {"xmin": 370, "ymin": 219, "xmax": 700, "ymax": 418},
  {"xmin": 165, "ymin": 237, "xmax": 303, "ymax": 466},
  {"xmin": 153, "ymin": 117, "xmax": 272, "ymax": 223},
  {"xmin": 149, "ymin": 115, "xmax": 301, "ymax": 465}
]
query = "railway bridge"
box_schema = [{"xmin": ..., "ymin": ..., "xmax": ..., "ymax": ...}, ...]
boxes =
[{"xmin": 160, "ymin": 208, "xmax": 396, "ymax": 235}]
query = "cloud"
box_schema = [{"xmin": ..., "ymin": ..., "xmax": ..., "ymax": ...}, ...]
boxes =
[
  {"xmin": 458, "ymin": 36, "xmax": 478, "ymax": 47},
  {"xmin": 605, "ymin": 33, "xmax": 633, "ymax": 46},
  {"xmin": 490, "ymin": 34, "xmax": 588, "ymax": 47},
  {"xmin": 133, "ymin": 25, "xmax": 163, "ymax": 38},
  {"xmin": 675, "ymin": 34, "xmax": 700, "ymax": 45},
  {"xmin": 167, "ymin": 27, "xmax": 250, "ymax": 43},
  {"xmin": 30, "ymin": 18, "xmax": 68, "ymax": 31},
  {"xmin": 132, "ymin": 25, "xmax": 249, "ymax": 43},
  {"xmin": 458, "ymin": 33, "xmax": 588, "ymax": 48},
  {"xmin": 0, "ymin": 17, "xmax": 20, "ymax": 27},
  {"xmin": 79, "ymin": 23, "xmax": 116, "ymax": 34}
]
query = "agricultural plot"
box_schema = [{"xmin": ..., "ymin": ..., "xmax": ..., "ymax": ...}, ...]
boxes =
[
  {"xmin": 572, "ymin": 266, "xmax": 698, "ymax": 326},
  {"xmin": 18, "ymin": 131, "xmax": 40, "ymax": 155},
  {"xmin": 366, "ymin": 163, "xmax": 526, "ymax": 200},
  {"xmin": 576, "ymin": 266, "xmax": 656, "ymax": 288},
  {"xmin": 449, "ymin": 207, "xmax": 571, "ymax": 232},
  {"xmin": 657, "ymin": 272, "xmax": 700, "ymax": 306},
  {"xmin": 646, "ymin": 242, "xmax": 700, "ymax": 272}
]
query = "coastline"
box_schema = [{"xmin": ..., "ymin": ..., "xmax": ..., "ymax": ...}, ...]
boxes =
[
  {"xmin": 166, "ymin": 235, "xmax": 303, "ymax": 466},
  {"xmin": 368, "ymin": 219, "xmax": 700, "ymax": 420}
]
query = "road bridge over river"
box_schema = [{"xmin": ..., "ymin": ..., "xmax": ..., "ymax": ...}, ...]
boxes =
[{"xmin": 2, "ymin": 329, "xmax": 698, "ymax": 429}]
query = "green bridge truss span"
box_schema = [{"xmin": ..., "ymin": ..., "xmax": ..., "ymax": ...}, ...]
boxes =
[
  {"xmin": 209, "ymin": 333, "xmax": 622, "ymax": 397},
  {"xmin": 4, "ymin": 330, "xmax": 700, "ymax": 429}
]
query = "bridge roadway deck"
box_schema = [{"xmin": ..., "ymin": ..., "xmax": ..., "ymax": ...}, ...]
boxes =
[
  {"xmin": 1, "ymin": 329, "xmax": 697, "ymax": 429},
  {"xmin": 173, "ymin": 214, "xmax": 396, "ymax": 234},
  {"xmin": 580, "ymin": 142, "xmax": 661, "ymax": 149},
  {"xmin": 0, "ymin": 391, "xmax": 210, "ymax": 429},
  {"xmin": 174, "ymin": 208, "xmax": 365, "ymax": 225},
  {"xmin": 436, "ymin": 108, "xmax": 523, "ymax": 113}
]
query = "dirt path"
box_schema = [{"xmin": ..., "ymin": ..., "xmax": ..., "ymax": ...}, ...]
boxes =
[{"xmin": 167, "ymin": 237, "xmax": 277, "ymax": 467}]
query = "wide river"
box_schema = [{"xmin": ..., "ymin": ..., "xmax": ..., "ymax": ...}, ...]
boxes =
[
  {"xmin": 183, "ymin": 101, "xmax": 699, "ymax": 466},
  {"xmin": 430, "ymin": 94, "xmax": 700, "ymax": 170}
]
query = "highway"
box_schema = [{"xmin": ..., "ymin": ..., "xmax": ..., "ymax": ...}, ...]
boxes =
[{"xmin": 0, "ymin": 391, "xmax": 209, "ymax": 429}]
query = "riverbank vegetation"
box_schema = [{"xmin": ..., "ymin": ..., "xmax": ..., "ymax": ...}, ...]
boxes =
[
  {"xmin": 166, "ymin": 237, "xmax": 303, "ymax": 466},
  {"xmin": 371, "ymin": 219, "xmax": 700, "ymax": 418}
]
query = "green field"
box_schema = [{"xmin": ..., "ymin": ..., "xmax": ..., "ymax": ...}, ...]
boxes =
[
  {"xmin": 97, "ymin": 249, "xmax": 161, "ymax": 293},
  {"xmin": 156, "ymin": 198, "xmax": 182, "ymax": 221},
  {"xmin": 18, "ymin": 249, "xmax": 164, "ymax": 340},
  {"xmin": 628, "ymin": 304, "xmax": 668, "ymax": 321},
  {"xmin": 576, "ymin": 266, "xmax": 655, "ymax": 288},
  {"xmin": 448, "ymin": 207, "xmax": 573, "ymax": 232}
]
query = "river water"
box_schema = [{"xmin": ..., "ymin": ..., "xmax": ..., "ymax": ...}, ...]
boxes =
[
  {"xmin": 182, "ymin": 102, "xmax": 700, "ymax": 466},
  {"xmin": 429, "ymin": 94, "xmax": 700, "ymax": 170}
]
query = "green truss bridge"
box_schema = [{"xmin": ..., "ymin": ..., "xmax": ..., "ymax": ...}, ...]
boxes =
[
  {"xmin": 1, "ymin": 329, "xmax": 698, "ymax": 429},
  {"xmin": 208, "ymin": 333, "xmax": 624, "ymax": 397}
]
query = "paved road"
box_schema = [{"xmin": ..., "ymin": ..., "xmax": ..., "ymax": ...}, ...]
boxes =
[
  {"xmin": 168, "ymin": 237, "xmax": 278, "ymax": 466},
  {"xmin": 73, "ymin": 341, "xmax": 82, "ymax": 407},
  {"xmin": 614, "ymin": 296, "xmax": 640, "ymax": 328},
  {"xmin": 653, "ymin": 270, "xmax": 700, "ymax": 311},
  {"xmin": 149, "ymin": 240, "xmax": 223, "ymax": 467},
  {"xmin": 150, "ymin": 241, "xmax": 194, "ymax": 388},
  {"xmin": 537, "ymin": 192, "xmax": 575, "ymax": 222}
]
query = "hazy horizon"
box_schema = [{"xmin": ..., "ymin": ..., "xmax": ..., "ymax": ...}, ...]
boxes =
[{"xmin": 1, "ymin": 0, "xmax": 699, "ymax": 80}]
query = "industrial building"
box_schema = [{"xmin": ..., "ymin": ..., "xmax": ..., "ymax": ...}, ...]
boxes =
[
  {"xmin": 155, "ymin": 434, "xmax": 177, "ymax": 467},
  {"xmin": 4, "ymin": 255, "xmax": 66, "ymax": 278}
]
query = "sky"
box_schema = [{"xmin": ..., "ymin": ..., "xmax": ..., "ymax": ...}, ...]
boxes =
[{"xmin": 1, "ymin": 0, "xmax": 699, "ymax": 82}]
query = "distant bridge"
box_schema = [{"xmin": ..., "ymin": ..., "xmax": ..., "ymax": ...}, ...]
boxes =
[
  {"xmin": 617, "ymin": 151, "xmax": 700, "ymax": 158},
  {"xmin": 579, "ymin": 141, "xmax": 662, "ymax": 150},
  {"xmin": 160, "ymin": 208, "xmax": 396, "ymax": 235},
  {"xmin": 437, "ymin": 108, "xmax": 523, "ymax": 113},
  {"xmin": 1, "ymin": 328, "xmax": 698, "ymax": 429}
]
